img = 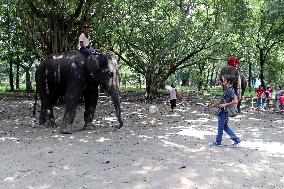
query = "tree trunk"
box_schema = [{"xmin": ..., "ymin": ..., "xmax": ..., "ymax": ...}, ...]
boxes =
[
  {"xmin": 181, "ymin": 79, "xmax": 189, "ymax": 86},
  {"xmin": 16, "ymin": 62, "xmax": 20, "ymax": 90},
  {"xmin": 205, "ymin": 67, "xmax": 210, "ymax": 89},
  {"xmin": 259, "ymin": 48, "xmax": 265, "ymax": 87},
  {"xmin": 209, "ymin": 64, "xmax": 216, "ymax": 88},
  {"xmin": 145, "ymin": 73, "xmax": 157, "ymax": 100},
  {"xmin": 27, "ymin": 0, "xmax": 85, "ymax": 55},
  {"xmin": 197, "ymin": 80, "xmax": 203, "ymax": 91},
  {"xmin": 139, "ymin": 74, "xmax": 142, "ymax": 89},
  {"xmin": 9, "ymin": 60, "xmax": 14, "ymax": 91},
  {"xmin": 25, "ymin": 69, "xmax": 33, "ymax": 92},
  {"xmin": 158, "ymin": 82, "xmax": 165, "ymax": 90},
  {"xmin": 213, "ymin": 70, "xmax": 219, "ymax": 87},
  {"xmin": 248, "ymin": 61, "xmax": 252, "ymax": 92}
]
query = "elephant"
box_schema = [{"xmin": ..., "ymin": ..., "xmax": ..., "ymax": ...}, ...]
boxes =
[
  {"xmin": 219, "ymin": 66, "xmax": 247, "ymax": 113},
  {"xmin": 34, "ymin": 51, "xmax": 123, "ymax": 134}
]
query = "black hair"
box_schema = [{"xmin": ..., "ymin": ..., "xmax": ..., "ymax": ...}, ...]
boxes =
[{"xmin": 84, "ymin": 25, "xmax": 91, "ymax": 29}]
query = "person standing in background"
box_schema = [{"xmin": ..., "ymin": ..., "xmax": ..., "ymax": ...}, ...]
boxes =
[{"xmin": 169, "ymin": 84, "xmax": 179, "ymax": 113}]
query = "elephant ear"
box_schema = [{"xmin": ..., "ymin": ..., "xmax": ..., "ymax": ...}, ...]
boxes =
[{"xmin": 86, "ymin": 54, "xmax": 100, "ymax": 73}]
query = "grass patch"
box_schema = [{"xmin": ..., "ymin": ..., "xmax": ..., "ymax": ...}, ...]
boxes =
[{"xmin": 0, "ymin": 90, "xmax": 35, "ymax": 100}]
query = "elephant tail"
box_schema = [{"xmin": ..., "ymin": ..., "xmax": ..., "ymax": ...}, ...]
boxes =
[{"xmin": 33, "ymin": 69, "xmax": 39, "ymax": 117}]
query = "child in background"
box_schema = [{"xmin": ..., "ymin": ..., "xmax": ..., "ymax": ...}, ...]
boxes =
[
  {"xmin": 275, "ymin": 85, "xmax": 282, "ymax": 109},
  {"xmin": 264, "ymin": 86, "xmax": 273, "ymax": 109},
  {"xmin": 256, "ymin": 85, "xmax": 265, "ymax": 110},
  {"xmin": 169, "ymin": 84, "xmax": 179, "ymax": 112},
  {"xmin": 279, "ymin": 93, "xmax": 284, "ymax": 112}
]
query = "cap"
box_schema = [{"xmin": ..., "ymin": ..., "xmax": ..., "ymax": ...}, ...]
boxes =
[{"xmin": 227, "ymin": 56, "xmax": 240, "ymax": 67}]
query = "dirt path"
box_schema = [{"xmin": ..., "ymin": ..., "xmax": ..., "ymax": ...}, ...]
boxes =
[{"xmin": 0, "ymin": 97, "xmax": 283, "ymax": 189}]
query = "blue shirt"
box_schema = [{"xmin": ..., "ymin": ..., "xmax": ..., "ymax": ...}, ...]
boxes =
[{"xmin": 221, "ymin": 87, "xmax": 237, "ymax": 104}]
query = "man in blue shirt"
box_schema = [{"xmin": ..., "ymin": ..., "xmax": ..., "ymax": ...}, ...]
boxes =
[{"xmin": 210, "ymin": 78, "xmax": 241, "ymax": 148}]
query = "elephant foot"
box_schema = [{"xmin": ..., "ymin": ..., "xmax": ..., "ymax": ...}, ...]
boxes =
[
  {"xmin": 46, "ymin": 119, "xmax": 56, "ymax": 128},
  {"xmin": 39, "ymin": 119, "xmax": 46, "ymax": 125},
  {"xmin": 60, "ymin": 124, "xmax": 72, "ymax": 134},
  {"xmin": 113, "ymin": 122, "xmax": 123, "ymax": 129},
  {"xmin": 83, "ymin": 123, "xmax": 96, "ymax": 130},
  {"xmin": 39, "ymin": 116, "xmax": 46, "ymax": 125}
]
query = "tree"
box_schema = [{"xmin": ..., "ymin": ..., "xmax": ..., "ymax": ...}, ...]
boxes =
[
  {"xmin": 110, "ymin": 0, "xmax": 226, "ymax": 99},
  {"xmin": 240, "ymin": 0, "xmax": 284, "ymax": 87},
  {"xmin": 25, "ymin": 0, "xmax": 93, "ymax": 55}
]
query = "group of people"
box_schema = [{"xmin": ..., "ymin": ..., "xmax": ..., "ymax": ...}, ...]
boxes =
[{"xmin": 256, "ymin": 85, "xmax": 284, "ymax": 111}]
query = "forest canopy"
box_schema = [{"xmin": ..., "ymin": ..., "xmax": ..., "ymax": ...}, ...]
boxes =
[{"xmin": 1, "ymin": 0, "xmax": 284, "ymax": 97}]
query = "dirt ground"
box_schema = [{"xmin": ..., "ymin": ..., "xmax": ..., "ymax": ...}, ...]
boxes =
[{"xmin": 0, "ymin": 94, "xmax": 283, "ymax": 189}]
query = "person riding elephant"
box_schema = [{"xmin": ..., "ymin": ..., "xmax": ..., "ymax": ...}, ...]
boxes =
[
  {"xmin": 227, "ymin": 54, "xmax": 240, "ymax": 68},
  {"xmin": 34, "ymin": 51, "xmax": 123, "ymax": 134},
  {"xmin": 78, "ymin": 25, "xmax": 94, "ymax": 56},
  {"xmin": 220, "ymin": 54, "xmax": 247, "ymax": 113}
]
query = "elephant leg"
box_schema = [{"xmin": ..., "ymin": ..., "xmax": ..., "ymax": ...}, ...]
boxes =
[
  {"xmin": 39, "ymin": 107, "xmax": 47, "ymax": 125},
  {"xmin": 60, "ymin": 88, "xmax": 80, "ymax": 134},
  {"xmin": 83, "ymin": 87, "xmax": 98, "ymax": 130},
  {"xmin": 46, "ymin": 94, "xmax": 58, "ymax": 128},
  {"xmin": 39, "ymin": 89, "xmax": 48, "ymax": 125},
  {"xmin": 39, "ymin": 93, "xmax": 57, "ymax": 128}
]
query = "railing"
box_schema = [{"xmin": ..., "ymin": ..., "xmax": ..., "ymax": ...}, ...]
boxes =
[{"xmin": 250, "ymin": 97, "xmax": 278, "ymax": 109}]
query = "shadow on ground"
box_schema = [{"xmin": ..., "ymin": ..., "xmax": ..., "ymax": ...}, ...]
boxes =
[{"xmin": 0, "ymin": 95, "xmax": 283, "ymax": 189}]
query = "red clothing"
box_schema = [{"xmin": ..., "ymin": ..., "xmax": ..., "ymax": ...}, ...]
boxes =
[
  {"xmin": 266, "ymin": 88, "xmax": 273, "ymax": 98},
  {"xmin": 256, "ymin": 88, "xmax": 265, "ymax": 98},
  {"xmin": 227, "ymin": 56, "xmax": 240, "ymax": 68},
  {"xmin": 279, "ymin": 95, "xmax": 284, "ymax": 105}
]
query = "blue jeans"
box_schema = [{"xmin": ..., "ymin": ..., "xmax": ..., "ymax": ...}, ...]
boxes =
[
  {"xmin": 79, "ymin": 47, "xmax": 93, "ymax": 56},
  {"xmin": 216, "ymin": 111, "xmax": 240, "ymax": 144},
  {"xmin": 256, "ymin": 98, "xmax": 264, "ymax": 109}
]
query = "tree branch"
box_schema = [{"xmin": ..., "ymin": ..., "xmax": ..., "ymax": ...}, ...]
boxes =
[{"xmin": 27, "ymin": 0, "xmax": 48, "ymax": 17}]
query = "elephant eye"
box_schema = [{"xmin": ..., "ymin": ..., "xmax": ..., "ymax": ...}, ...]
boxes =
[{"xmin": 106, "ymin": 71, "xmax": 114, "ymax": 78}]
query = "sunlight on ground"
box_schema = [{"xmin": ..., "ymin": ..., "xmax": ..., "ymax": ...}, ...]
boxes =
[
  {"xmin": 138, "ymin": 135, "xmax": 154, "ymax": 139},
  {"xmin": 184, "ymin": 118, "xmax": 213, "ymax": 123},
  {"xmin": 179, "ymin": 174, "xmax": 214, "ymax": 189},
  {"xmin": 162, "ymin": 140, "xmax": 206, "ymax": 153},
  {"xmin": 241, "ymin": 141, "xmax": 284, "ymax": 157},
  {"xmin": 274, "ymin": 120, "xmax": 284, "ymax": 123},
  {"xmin": 138, "ymin": 166, "xmax": 163, "ymax": 174},
  {"xmin": 96, "ymin": 137, "xmax": 110, "ymax": 142},
  {"xmin": 0, "ymin": 137, "xmax": 18, "ymax": 142},
  {"xmin": 104, "ymin": 116, "xmax": 117, "ymax": 122},
  {"xmin": 175, "ymin": 127, "xmax": 215, "ymax": 139},
  {"xmin": 79, "ymin": 138, "xmax": 89, "ymax": 142},
  {"xmin": 248, "ymin": 117, "xmax": 262, "ymax": 121},
  {"xmin": 3, "ymin": 177, "xmax": 15, "ymax": 182},
  {"xmin": 28, "ymin": 184, "xmax": 52, "ymax": 189},
  {"xmin": 175, "ymin": 108, "xmax": 187, "ymax": 112},
  {"xmin": 165, "ymin": 113, "xmax": 181, "ymax": 117}
]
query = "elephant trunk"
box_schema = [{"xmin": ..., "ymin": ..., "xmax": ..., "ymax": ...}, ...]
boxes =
[{"xmin": 110, "ymin": 89, "xmax": 123, "ymax": 129}]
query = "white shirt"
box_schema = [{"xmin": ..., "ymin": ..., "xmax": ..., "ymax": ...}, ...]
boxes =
[
  {"xmin": 78, "ymin": 33, "xmax": 90, "ymax": 49},
  {"xmin": 169, "ymin": 88, "xmax": 177, "ymax": 100}
]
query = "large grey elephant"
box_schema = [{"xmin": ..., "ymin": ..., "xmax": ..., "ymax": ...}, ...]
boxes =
[
  {"xmin": 219, "ymin": 66, "xmax": 247, "ymax": 113},
  {"xmin": 34, "ymin": 51, "xmax": 123, "ymax": 134}
]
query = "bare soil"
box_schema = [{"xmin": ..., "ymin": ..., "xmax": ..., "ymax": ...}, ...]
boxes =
[{"xmin": 0, "ymin": 94, "xmax": 283, "ymax": 189}]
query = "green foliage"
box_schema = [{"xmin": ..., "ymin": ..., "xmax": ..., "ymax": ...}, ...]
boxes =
[{"xmin": 0, "ymin": 0, "xmax": 284, "ymax": 97}]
